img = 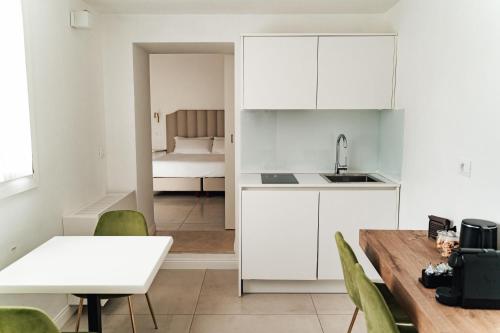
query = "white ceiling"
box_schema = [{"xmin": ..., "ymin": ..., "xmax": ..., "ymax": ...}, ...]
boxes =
[{"xmin": 83, "ymin": 0, "xmax": 399, "ymax": 15}]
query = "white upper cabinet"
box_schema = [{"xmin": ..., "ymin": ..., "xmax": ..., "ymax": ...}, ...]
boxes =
[
  {"xmin": 243, "ymin": 36, "xmax": 318, "ymax": 110},
  {"xmin": 317, "ymin": 36, "xmax": 396, "ymax": 110}
]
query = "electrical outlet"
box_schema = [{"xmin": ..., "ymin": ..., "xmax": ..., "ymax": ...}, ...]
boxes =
[
  {"xmin": 459, "ymin": 160, "xmax": 472, "ymax": 178},
  {"xmin": 98, "ymin": 146, "xmax": 105, "ymax": 159}
]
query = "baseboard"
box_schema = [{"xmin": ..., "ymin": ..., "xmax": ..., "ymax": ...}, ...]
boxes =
[
  {"xmin": 162, "ymin": 253, "xmax": 238, "ymax": 269},
  {"xmin": 243, "ymin": 279, "xmax": 347, "ymax": 293},
  {"xmin": 53, "ymin": 304, "xmax": 75, "ymax": 329}
]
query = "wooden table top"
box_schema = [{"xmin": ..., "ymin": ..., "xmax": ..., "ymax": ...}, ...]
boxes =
[{"xmin": 360, "ymin": 230, "xmax": 500, "ymax": 333}]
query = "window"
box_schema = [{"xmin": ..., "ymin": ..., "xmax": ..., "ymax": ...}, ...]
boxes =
[{"xmin": 0, "ymin": 1, "xmax": 35, "ymax": 196}]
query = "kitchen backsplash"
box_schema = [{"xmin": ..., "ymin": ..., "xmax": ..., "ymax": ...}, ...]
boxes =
[
  {"xmin": 378, "ymin": 109, "xmax": 405, "ymax": 180},
  {"xmin": 241, "ymin": 109, "xmax": 404, "ymax": 178}
]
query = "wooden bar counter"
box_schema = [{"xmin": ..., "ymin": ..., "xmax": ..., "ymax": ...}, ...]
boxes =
[{"xmin": 360, "ymin": 230, "xmax": 500, "ymax": 333}]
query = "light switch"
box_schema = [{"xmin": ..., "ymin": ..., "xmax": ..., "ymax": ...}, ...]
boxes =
[
  {"xmin": 459, "ymin": 160, "xmax": 472, "ymax": 178},
  {"xmin": 98, "ymin": 146, "xmax": 105, "ymax": 159}
]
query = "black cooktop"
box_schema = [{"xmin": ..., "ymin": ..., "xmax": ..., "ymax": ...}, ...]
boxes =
[{"xmin": 261, "ymin": 173, "xmax": 299, "ymax": 184}]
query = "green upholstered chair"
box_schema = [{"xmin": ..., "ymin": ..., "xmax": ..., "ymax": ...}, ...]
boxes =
[
  {"xmin": 93, "ymin": 210, "xmax": 149, "ymax": 236},
  {"xmin": 354, "ymin": 264, "xmax": 400, "ymax": 333},
  {"xmin": 75, "ymin": 210, "xmax": 157, "ymax": 333},
  {"xmin": 0, "ymin": 307, "xmax": 92, "ymax": 333},
  {"xmin": 355, "ymin": 264, "xmax": 417, "ymax": 333},
  {"xmin": 335, "ymin": 232, "xmax": 416, "ymax": 333}
]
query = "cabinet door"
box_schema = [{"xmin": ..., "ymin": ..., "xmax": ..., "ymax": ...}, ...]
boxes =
[
  {"xmin": 317, "ymin": 36, "xmax": 395, "ymax": 110},
  {"xmin": 318, "ymin": 189, "xmax": 399, "ymax": 280},
  {"xmin": 243, "ymin": 36, "xmax": 318, "ymax": 110},
  {"xmin": 242, "ymin": 190, "xmax": 319, "ymax": 280}
]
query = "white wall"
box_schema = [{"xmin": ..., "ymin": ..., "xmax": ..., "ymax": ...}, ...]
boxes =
[
  {"xmin": 378, "ymin": 109, "xmax": 404, "ymax": 180},
  {"xmin": 0, "ymin": 0, "xmax": 106, "ymax": 321},
  {"xmin": 133, "ymin": 45, "xmax": 155, "ymax": 232},
  {"xmin": 150, "ymin": 54, "xmax": 225, "ymax": 150},
  {"xmin": 100, "ymin": 13, "xmax": 391, "ymax": 227},
  {"xmin": 386, "ymin": 0, "xmax": 500, "ymax": 229}
]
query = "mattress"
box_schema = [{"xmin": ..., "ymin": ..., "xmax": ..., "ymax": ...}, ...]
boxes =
[{"xmin": 152, "ymin": 152, "xmax": 225, "ymax": 178}]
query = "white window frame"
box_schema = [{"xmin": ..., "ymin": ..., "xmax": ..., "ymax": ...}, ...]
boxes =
[{"xmin": 0, "ymin": 1, "xmax": 39, "ymax": 200}]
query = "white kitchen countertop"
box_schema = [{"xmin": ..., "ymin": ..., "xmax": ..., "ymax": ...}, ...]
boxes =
[{"xmin": 240, "ymin": 173, "xmax": 400, "ymax": 189}]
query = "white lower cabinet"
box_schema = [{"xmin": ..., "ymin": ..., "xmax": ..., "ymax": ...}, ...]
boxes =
[
  {"xmin": 241, "ymin": 187, "xmax": 399, "ymax": 282},
  {"xmin": 241, "ymin": 190, "xmax": 319, "ymax": 280},
  {"xmin": 317, "ymin": 189, "xmax": 399, "ymax": 280}
]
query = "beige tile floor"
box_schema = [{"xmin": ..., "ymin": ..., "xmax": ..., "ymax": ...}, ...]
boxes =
[
  {"xmin": 154, "ymin": 193, "xmax": 225, "ymax": 232},
  {"xmin": 63, "ymin": 269, "xmax": 367, "ymax": 333},
  {"xmin": 154, "ymin": 193, "xmax": 235, "ymax": 253}
]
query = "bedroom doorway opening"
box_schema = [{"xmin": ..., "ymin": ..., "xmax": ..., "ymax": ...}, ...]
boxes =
[{"xmin": 141, "ymin": 42, "xmax": 235, "ymax": 254}]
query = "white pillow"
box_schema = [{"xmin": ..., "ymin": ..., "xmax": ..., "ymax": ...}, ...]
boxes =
[
  {"xmin": 173, "ymin": 137, "xmax": 212, "ymax": 154},
  {"xmin": 212, "ymin": 137, "xmax": 225, "ymax": 154}
]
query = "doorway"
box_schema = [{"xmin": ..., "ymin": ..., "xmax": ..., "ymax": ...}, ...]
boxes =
[{"xmin": 134, "ymin": 42, "xmax": 235, "ymax": 254}]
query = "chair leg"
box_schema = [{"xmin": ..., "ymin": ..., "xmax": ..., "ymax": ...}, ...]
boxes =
[
  {"xmin": 75, "ymin": 297, "xmax": 84, "ymax": 332},
  {"xmin": 347, "ymin": 307, "xmax": 359, "ymax": 333},
  {"xmin": 127, "ymin": 296, "xmax": 137, "ymax": 333},
  {"xmin": 145, "ymin": 292, "xmax": 159, "ymax": 329}
]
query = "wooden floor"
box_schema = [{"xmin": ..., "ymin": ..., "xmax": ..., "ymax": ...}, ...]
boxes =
[{"xmin": 154, "ymin": 193, "xmax": 235, "ymax": 254}]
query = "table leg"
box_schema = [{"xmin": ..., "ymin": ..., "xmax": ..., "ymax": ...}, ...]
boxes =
[{"xmin": 87, "ymin": 294, "xmax": 102, "ymax": 333}]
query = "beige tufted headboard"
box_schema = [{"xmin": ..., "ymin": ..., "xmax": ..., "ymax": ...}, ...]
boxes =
[{"xmin": 166, "ymin": 110, "xmax": 224, "ymax": 152}]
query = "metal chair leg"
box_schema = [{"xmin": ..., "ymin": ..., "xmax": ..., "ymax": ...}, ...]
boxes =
[
  {"xmin": 127, "ymin": 296, "xmax": 137, "ymax": 333},
  {"xmin": 347, "ymin": 307, "xmax": 359, "ymax": 333},
  {"xmin": 75, "ymin": 297, "xmax": 84, "ymax": 332},
  {"xmin": 145, "ymin": 292, "xmax": 159, "ymax": 329}
]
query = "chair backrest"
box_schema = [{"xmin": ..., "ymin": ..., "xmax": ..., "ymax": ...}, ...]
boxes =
[
  {"xmin": 335, "ymin": 231, "xmax": 362, "ymax": 309},
  {"xmin": 0, "ymin": 307, "xmax": 60, "ymax": 333},
  {"xmin": 354, "ymin": 264, "xmax": 399, "ymax": 333},
  {"xmin": 94, "ymin": 210, "xmax": 149, "ymax": 236}
]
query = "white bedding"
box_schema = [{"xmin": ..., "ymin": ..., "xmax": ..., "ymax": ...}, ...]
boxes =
[{"xmin": 152, "ymin": 152, "xmax": 225, "ymax": 178}]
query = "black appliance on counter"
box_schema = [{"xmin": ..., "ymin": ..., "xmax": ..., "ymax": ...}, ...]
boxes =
[
  {"xmin": 261, "ymin": 173, "xmax": 298, "ymax": 184},
  {"xmin": 459, "ymin": 219, "xmax": 497, "ymax": 250},
  {"xmin": 436, "ymin": 248, "xmax": 500, "ymax": 309}
]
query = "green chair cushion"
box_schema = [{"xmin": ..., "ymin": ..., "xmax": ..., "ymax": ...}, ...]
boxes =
[
  {"xmin": 94, "ymin": 210, "xmax": 148, "ymax": 236},
  {"xmin": 0, "ymin": 307, "xmax": 60, "ymax": 333},
  {"xmin": 355, "ymin": 264, "xmax": 400, "ymax": 333}
]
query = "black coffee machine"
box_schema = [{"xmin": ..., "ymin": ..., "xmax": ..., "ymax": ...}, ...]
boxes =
[
  {"xmin": 436, "ymin": 219, "xmax": 500, "ymax": 308},
  {"xmin": 436, "ymin": 248, "xmax": 500, "ymax": 308},
  {"xmin": 459, "ymin": 219, "xmax": 497, "ymax": 250}
]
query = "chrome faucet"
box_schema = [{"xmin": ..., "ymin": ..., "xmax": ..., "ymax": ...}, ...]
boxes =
[{"xmin": 335, "ymin": 134, "xmax": 348, "ymax": 174}]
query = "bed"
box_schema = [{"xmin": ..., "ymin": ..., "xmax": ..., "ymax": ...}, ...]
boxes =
[{"xmin": 153, "ymin": 110, "xmax": 225, "ymax": 192}]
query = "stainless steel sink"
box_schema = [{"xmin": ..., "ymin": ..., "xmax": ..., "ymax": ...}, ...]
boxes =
[{"xmin": 321, "ymin": 173, "xmax": 382, "ymax": 183}]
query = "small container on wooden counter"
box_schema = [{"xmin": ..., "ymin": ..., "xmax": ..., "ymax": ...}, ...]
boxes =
[
  {"xmin": 420, "ymin": 269, "xmax": 453, "ymax": 288},
  {"xmin": 437, "ymin": 231, "xmax": 459, "ymax": 258},
  {"xmin": 419, "ymin": 263, "xmax": 453, "ymax": 289}
]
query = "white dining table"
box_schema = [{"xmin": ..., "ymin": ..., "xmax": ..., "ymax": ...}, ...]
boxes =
[{"xmin": 0, "ymin": 236, "xmax": 173, "ymax": 333}]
